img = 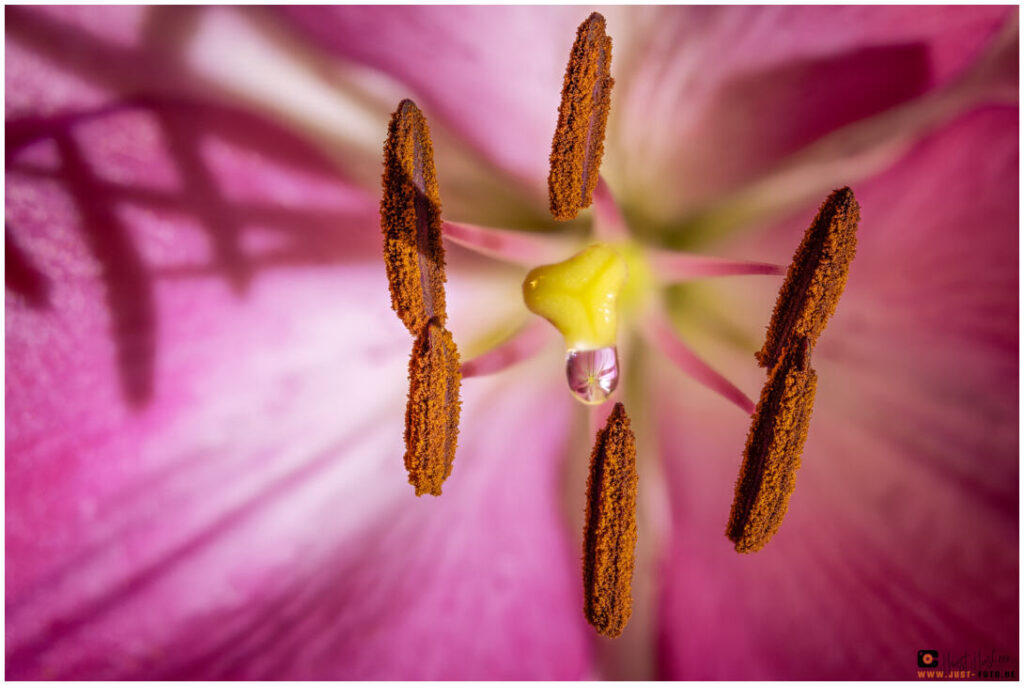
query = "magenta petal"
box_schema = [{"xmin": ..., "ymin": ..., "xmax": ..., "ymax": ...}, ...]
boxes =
[
  {"xmin": 8, "ymin": 7, "xmax": 210, "ymax": 118},
  {"xmin": 5, "ymin": 102, "xmax": 375, "ymax": 676},
  {"xmin": 278, "ymin": 6, "xmax": 587, "ymax": 189},
  {"xmin": 654, "ymin": 107, "xmax": 1017, "ymax": 679},
  {"xmin": 248, "ymin": 372, "xmax": 592, "ymax": 680},
  {"xmin": 611, "ymin": 5, "xmax": 1014, "ymax": 218},
  {"xmin": 6, "ymin": 24, "xmax": 594, "ymax": 671},
  {"xmin": 6, "ymin": 102, "xmax": 592, "ymax": 682}
]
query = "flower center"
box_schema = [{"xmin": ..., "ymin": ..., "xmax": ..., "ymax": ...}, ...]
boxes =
[
  {"xmin": 522, "ymin": 243, "xmax": 629, "ymax": 404},
  {"xmin": 520, "ymin": 240, "xmax": 658, "ymax": 405},
  {"xmin": 375, "ymin": 9, "xmax": 861, "ymax": 645},
  {"xmin": 522, "ymin": 243, "xmax": 627, "ymax": 350}
]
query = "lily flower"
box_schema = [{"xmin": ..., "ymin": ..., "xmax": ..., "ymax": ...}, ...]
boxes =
[{"xmin": 5, "ymin": 5, "xmax": 1018, "ymax": 679}]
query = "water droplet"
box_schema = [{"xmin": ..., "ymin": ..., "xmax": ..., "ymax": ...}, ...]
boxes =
[{"xmin": 565, "ymin": 346, "xmax": 619, "ymax": 405}]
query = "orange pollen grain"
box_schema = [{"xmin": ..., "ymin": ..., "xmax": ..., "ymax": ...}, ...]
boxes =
[
  {"xmin": 381, "ymin": 99, "xmax": 448, "ymax": 335},
  {"xmin": 582, "ymin": 402, "xmax": 638, "ymax": 638},
  {"xmin": 756, "ymin": 187, "xmax": 860, "ymax": 369},
  {"xmin": 548, "ymin": 12, "xmax": 614, "ymax": 222},
  {"xmin": 727, "ymin": 338, "xmax": 817, "ymax": 553},
  {"xmin": 404, "ymin": 318, "xmax": 462, "ymax": 497}
]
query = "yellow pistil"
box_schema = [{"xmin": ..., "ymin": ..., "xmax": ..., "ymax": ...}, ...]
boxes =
[
  {"xmin": 582, "ymin": 402, "xmax": 638, "ymax": 638},
  {"xmin": 522, "ymin": 243, "xmax": 628, "ymax": 351},
  {"xmin": 380, "ymin": 99, "xmax": 448, "ymax": 335},
  {"xmin": 614, "ymin": 240, "xmax": 656, "ymax": 315},
  {"xmin": 548, "ymin": 12, "xmax": 614, "ymax": 222},
  {"xmin": 404, "ymin": 318, "xmax": 462, "ymax": 497},
  {"xmin": 756, "ymin": 187, "xmax": 860, "ymax": 369},
  {"xmin": 727, "ymin": 339, "xmax": 817, "ymax": 553}
]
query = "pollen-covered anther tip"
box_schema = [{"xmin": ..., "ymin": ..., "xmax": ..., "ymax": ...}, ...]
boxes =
[
  {"xmin": 582, "ymin": 402, "xmax": 638, "ymax": 637},
  {"xmin": 756, "ymin": 187, "xmax": 859, "ymax": 369},
  {"xmin": 404, "ymin": 318, "xmax": 462, "ymax": 497},
  {"xmin": 727, "ymin": 338, "xmax": 817, "ymax": 553},
  {"xmin": 548, "ymin": 12, "xmax": 614, "ymax": 222},
  {"xmin": 381, "ymin": 98, "xmax": 448, "ymax": 335}
]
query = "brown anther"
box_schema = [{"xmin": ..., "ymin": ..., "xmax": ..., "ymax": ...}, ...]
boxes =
[
  {"xmin": 582, "ymin": 402, "xmax": 638, "ymax": 638},
  {"xmin": 404, "ymin": 318, "xmax": 462, "ymax": 496},
  {"xmin": 727, "ymin": 338, "xmax": 817, "ymax": 553},
  {"xmin": 381, "ymin": 99, "xmax": 448, "ymax": 335},
  {"xmin": 548, "ymin": 12, "xmax": 614, "ymax": 222},
  {"xmin": 756, "ymin": 187, "xmax": 859, "ymax": 369}
]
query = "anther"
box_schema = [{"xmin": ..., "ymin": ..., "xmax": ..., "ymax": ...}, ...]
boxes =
[
  {"xmin": 582, "ymin": 402, "xmax": 638, "ymax": 637},
  {"xmin": 381, "ymin": 99, "xmax": 448, "ymax": 335},
  {"xmin": 727, "ymin": 338, "xmax": 817, "ymax": 553},
  {"xmin": 756, "ymin": 187, "xmax": 859, "ymax": 369},
  {"xmin": 404, "ymin": 318, "xmax": 462, "ymax": 496},
  {"xmin": 548, "ymin": 12, "xmax": 614, "ymax": 222}
]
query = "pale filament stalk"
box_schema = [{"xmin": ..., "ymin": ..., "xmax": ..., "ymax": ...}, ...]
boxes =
[
  {"xmin": 649, "ymin": 250, "xmax": 786, "ymax": 282},
  {"xmin": 460, "ymin": 319, "xmax": 554, "ymax": 378},
  {"xmin": 443, "ymin": 220, "xmax": 578, "ymax": 266},
  {"xmin": 640, "ymin": 310, "xmax": 756, "ymax": 415},
  {"xmin": 591, "ymin": 176, "xmax": 631, "ymax": 241}
]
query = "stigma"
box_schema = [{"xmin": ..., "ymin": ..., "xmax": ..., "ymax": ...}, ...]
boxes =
[{"xmin": 522, "ymin": 243, "xmax": 628, "ymax": 404}]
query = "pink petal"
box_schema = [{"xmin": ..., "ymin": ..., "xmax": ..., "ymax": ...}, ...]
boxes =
[
  {"xmin": 6, "ymin": 45, "xmax": 591, "ymax": 677},
  {"xmin": 654, "ymin": 106, "xmax": 1017, "ymax": 678},
  {"xmin": 7, "ymin": 6, "xmax": 209, "ymax": 117},
  {"xmin": 277, "ymin": 6, "xmax": 589, "ymax": 192},
  {"xmin": 608, "ymin": 6, "xmax": 1014, "ymax": 220},
  {"xmin": 4, "ymin": 98, "xmax": 368, "ymax": 676},
  {"xmin": 6, "ymin": 6, "xmax": 401, "ymax": 211},
  {"xmin": 227, "ymin": 368, "xmax": 591, "ymax": 680}
]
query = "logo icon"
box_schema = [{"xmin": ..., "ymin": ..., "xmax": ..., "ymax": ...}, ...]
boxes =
[{"xmin": 918, "ymin": 650, "xmax": 940, "ymax": 668}]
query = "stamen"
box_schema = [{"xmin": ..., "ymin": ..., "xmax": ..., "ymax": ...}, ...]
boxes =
[
  {"xmin": 727, "ymin": 338, "xmax": 817, "ymax": 553},
  {"xmin": 381, "ymin": 99, "xmax": 448, "ymax": 335},
  {"xmin": 404, "ymin": 318, "xmax": 462, "ymax": 496},
  {"xmin": 649, "ymin": 249, "xmax": 786, "ymax": 282},
  {"xmin": 442, "ymin": 220, "xmax": 578, "ymax": 266},
  {"xmin": 582, "ymin": 402, "xmax": 638, "ymax": 638},
  {"xmin": 640, "ymin": 311, "xmax": 756, "ymax": 415},
  {"xmin": 591, "ymin": 177, "xmax": 630, "ymax": 241},
  {"xmin": 460, "ymin": 318, "xmax": 552, "ymax": 379},
  {"xmin": 756, "ymin": 187, "xmax": 859, "ymax": 369},
  {"xmin": 549, "ymin": 12, "xmax": 614, "ymax": 222}
]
